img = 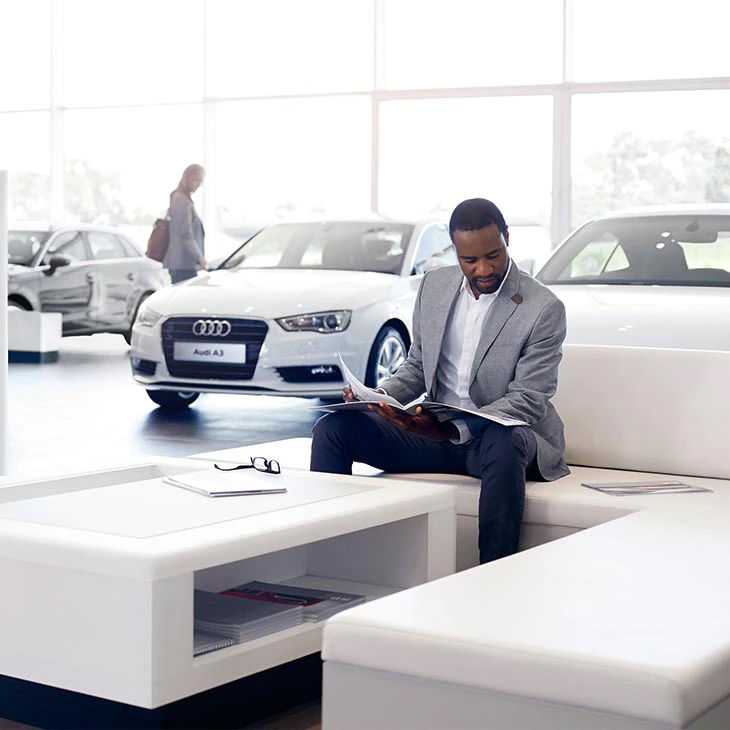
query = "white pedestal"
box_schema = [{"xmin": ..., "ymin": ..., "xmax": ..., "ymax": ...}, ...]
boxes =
[{"xmin": 8, "ymin": 310, "xmax": 62, "ymax": 363}]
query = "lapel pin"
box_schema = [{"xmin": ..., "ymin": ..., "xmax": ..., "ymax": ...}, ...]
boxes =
[{"xmin": 511, "ymin": 294, "xmax": 523, "ymax": 304}]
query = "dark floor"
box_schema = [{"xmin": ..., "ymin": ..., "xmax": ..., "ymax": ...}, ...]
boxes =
[
  {"xmin": 6, "ymin": 333, "xmax": 320, "ymax": 480},
  {"xmin": 3, "ymin": 334, "xmax": 323, "ymax": 729}
]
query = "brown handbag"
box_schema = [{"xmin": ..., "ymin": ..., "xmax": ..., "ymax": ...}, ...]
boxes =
[{"xmin": 146, "ymin": 213, "xmax": 170, "ymax": 262}]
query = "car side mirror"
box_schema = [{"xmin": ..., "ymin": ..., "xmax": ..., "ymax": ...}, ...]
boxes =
[{"xmin": 44, "ymin": 254, "xmax": 71, "ymax": 276}]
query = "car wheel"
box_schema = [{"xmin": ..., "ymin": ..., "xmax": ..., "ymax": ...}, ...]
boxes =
[
  {"xmin": 8, "ymin": 298, "xmax": 32, "ymax": 311},
  {"xmin": 365, "ymin": 326, "xmax": 407, "ymax": 388},
  {"xmin": 146, "ymin": 390, "xmax": 200, "ymax": 410},
  {"xmin": 123, "ymin": 292, "xmax": 151, "ymax": 345}
]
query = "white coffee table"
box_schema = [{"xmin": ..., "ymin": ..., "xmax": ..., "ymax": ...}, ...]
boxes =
[{"xmin": 0, "ymin": 458, "xmax": 455, "ymax": 710}]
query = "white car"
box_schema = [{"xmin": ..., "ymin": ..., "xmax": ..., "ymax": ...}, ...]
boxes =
[
  {"xmin": 8, "ymin": 225, "xmax": 166, "ymax": 342},
  {"xmin": 536, "ymin": 205, "xmax": 730, "ymax": 349},
  {"xmin": 131, "ymin": 218, "xmax": 456, "ymax": 409}
]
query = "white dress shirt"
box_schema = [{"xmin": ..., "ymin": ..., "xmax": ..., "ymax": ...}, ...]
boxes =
[{"xmin": 437, "ymin": 260, "xmax": 512, "ymax": 443}]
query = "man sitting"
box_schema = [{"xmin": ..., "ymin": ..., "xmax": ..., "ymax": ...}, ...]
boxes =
[{"xmin": 310, "ymin": 198, "xmax": 569, "ymax": 563}]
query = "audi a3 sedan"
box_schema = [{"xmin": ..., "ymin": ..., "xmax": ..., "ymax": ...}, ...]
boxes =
[
  {"xmin": 536, "ymin": 205, "xmax": 730, "ymax": 349},
  {"xmin": 8, "ymin": 225, "xmax": 166, "ymax": 342},
  {"xmin": 130, "ymin": 218, "xmax": 455, "ymax": 409}
]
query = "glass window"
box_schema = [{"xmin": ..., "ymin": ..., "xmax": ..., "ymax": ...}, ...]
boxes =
[
  {"xmin": 206, "ymin": 0, "xmax": 373, "ymax": 97},
  {"xmin": 538, "ymin": 215, "xmax": 730, "ymax": 287},
  {"xmin": 87, "ymin": 231, "xmax": 127, "ymax": 260},
  {"xmin": 63, "ymin": 106, "xmax": 203, "ymax": 233},
  {"xmin": 379, "ymin": 96, "xmax": 553, "ymax": 230},
  {"xmin": 7, "ymin": 230, "xmax": 50, "ymax": 266},
  {"xmin": 0, "ymin": 111, "xmax": 50, "ymax": 221},
  {"xmin": 0, "ymin": 0, "xmax": 51, "ymax": 110},
  {"xmin": 565, "ymin": 234, "xmax": 626, "ymax": 278},
  {"xmin": 508, "ymin": 225, "xmax": 554, "ymax": 272},
  {"xmin": 116, "ymin": 235, "xmax": 141, "ymax": 257},
  {"xmin": 46, "ymin": 231, "xmax": 88, "ymax": 263},
  {"xmin": 571, "ymin": 0, "xmax": 730, "ymax": 81},
  {"xmin": 216, "ymin": 97, "xmax": 371, "ymax": 225},
  {"xmin": 413, "ymin": 223, "xmax": 455, "ymax": 273},
  {"xmin": 223, "ymin": 221, "xmax": 414, "ymax": 274},
  {"xmin": 62, "ymin": 0, "xmax": 204, "ymax": 106},
  {"xmin": 680, "ymin": 234, "xmax": 730, "ymax": 273},
  {"xmin": 383, "ymin": 0, "xmax": 562, "ymax": 89},
  {"xmin": 572, "ymin": 90, "xmax": 730, "ymax": 226}
]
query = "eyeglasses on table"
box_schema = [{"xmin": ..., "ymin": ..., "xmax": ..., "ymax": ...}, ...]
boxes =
[{"xmin": 214, "ymin": 457, "xmax": 281, "ymax": 475}]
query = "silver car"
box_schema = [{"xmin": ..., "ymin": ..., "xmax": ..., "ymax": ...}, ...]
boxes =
[{"xmin": 7, "ymin": 225, "xmax": 166, "ymax": 343}]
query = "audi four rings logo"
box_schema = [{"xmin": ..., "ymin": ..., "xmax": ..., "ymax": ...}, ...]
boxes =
[{"xmin": 192, "ymin": 319, "xmax": 232, "ymax": 337}]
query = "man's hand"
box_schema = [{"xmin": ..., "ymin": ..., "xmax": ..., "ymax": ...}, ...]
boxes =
[
  {"xmin": 342, "ymin": 386, "xmax": 385, "ymax": 403},
  {"xmin": 369, "ymin": 403, "xmax": 456, "ymax": 441}
]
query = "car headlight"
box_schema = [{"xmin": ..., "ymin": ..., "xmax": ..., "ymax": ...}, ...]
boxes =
[
  {"xmin": 136, "ymin": 304, "xmax": 162, "ymax": 327},
  {"xmin": 276, "ymin": 310, "xmax": 351, "ymax": 334}
]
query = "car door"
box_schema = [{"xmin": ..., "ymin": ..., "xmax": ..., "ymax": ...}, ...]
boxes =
[
  {"xmin": 85, "ymin": 231, "xmax": 136, "ymax": 327},
  {"xmin": 38, "ymin": 230, "xmax": 96, "ymax": 332},
  {"xmin": 115, "ymin": 233, "xmax": 160, "ymax": 324}
]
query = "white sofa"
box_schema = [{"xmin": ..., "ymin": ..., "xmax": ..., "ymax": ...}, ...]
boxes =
[
  {"xmin": 318, "ymin": 345, "xmax": 730, "ymax": 729},
  {"xmin": 192, "ymin": 345, "xmax": 730, "ymax": 571}
]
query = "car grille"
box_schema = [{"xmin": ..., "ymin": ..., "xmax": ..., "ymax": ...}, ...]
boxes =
[{"xmin": 161, "ymin": 317, "xmax": 268, "ymax": 380}]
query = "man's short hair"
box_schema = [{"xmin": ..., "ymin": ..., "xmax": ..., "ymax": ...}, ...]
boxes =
[{"xmin": 449, "ymin": 198, "xmax": 508, "ymax": 240}]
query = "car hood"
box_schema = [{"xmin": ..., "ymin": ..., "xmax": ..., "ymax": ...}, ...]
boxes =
[
  {"xmin": 550, "ymin": 284, "xmax": 730, "ymax": 350},
  {"xmin": 146, "ymin": 268, "xmax": 403, "ymax": 319}
]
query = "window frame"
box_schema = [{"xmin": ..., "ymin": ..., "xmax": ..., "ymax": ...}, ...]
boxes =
[
  {"xmin": 86, "ymin": 231, "xmax": 129, "ymax": 261},
  {"xmin": 39, "ymin": 230, "xmax": 91, "ymax": 266}
]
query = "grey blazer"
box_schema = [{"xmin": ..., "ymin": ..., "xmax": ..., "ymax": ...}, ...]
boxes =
[
  {"xmin": 380, "ymin": 263, "xmax": 570, "ymax": 481},
  {"xmin": 164, "ymin": 191, "xmax": 205, "ymax": 270}
]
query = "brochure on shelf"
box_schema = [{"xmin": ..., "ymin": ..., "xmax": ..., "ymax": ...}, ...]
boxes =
[
  {"xmin": 193, "ymin": 630, "xmax": 235, "ymax": 656},
  {"xmin": 193, "ymin": 590, "xmax": 303, "ymax": 643},
  {"xmin": 581, "ymin": 480, "xmax": 712, "ymax": 496},
  {"xmin": 309, "ymin": 353, "xmax": 527, "ymax": 428},
  {"xmin": 224, "ymin": 580, "xmax": 366, "ymax": 622}
]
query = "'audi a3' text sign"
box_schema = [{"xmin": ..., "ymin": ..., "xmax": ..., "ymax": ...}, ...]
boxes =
[{"xmin": 173, "ymin": 341, "xmax": 246, "ymax": 364}]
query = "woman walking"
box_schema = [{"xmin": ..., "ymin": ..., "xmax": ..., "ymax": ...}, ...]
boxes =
[{"xmin": 165, "ymin": 163, "xmax": 207, "ymax": 284}]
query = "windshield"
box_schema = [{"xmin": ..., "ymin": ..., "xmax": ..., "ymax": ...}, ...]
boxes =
[
  {"xmin": 8, "ymin": 231, "xmax": 50, "ymax": 266},
  {"xmin": 221, "ymin": 221, "xmax": 414, "ymax": 275},
  {"xmin": 537, "ymin": 215, "xmax": 730, "ymax": 287}
]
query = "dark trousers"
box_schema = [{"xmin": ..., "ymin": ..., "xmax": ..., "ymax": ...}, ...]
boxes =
[
  {"xmin": 169, "ymin": 269, "xmax": 197, "ymax": 284},
  {"xmin": 310, "ymin": 411, "xmax": 538, "ymax": 564}
]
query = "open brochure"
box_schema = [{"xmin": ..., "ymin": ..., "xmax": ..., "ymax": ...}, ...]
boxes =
[
  {"xmin": 581, "ymin": 480, "xmax": 713, "ymax": 496},
  {"xmin": 309, "ymin": 353, "xmax": 527, "ymax": 428}
]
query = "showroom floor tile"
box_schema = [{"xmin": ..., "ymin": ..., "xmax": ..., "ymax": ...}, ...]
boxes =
[{"xmin": 6, "ymin": 333, "xmax": 321, "ymax": 480}]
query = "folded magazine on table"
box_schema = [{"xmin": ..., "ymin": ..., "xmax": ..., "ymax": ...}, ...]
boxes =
[
  {"xmin": 163, "ymin": 470, "xmax": 287, "ymax": 498},
  {"xmin": 309, "ymin": 353, "xmax": 527, "ymax": 428},
  {"xmin": 581, "ymin": 480, "xmax": 712, "ymax": 496}
]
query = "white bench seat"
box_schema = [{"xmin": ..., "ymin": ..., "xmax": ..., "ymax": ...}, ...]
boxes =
[
  {"xmin": 191, "ymin": 437, "xmax": 730, "ymax": 569},
  {"xmin": 388, "ymin": 467, "xmax": 730, "ymax": 568},
  {"xmin": 322, "ymin": 505, "xmax": 730, "ymax": 729},
  {"xmin": 310, "ymin": 345, "xmax": 730, "ymax": 729}
]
